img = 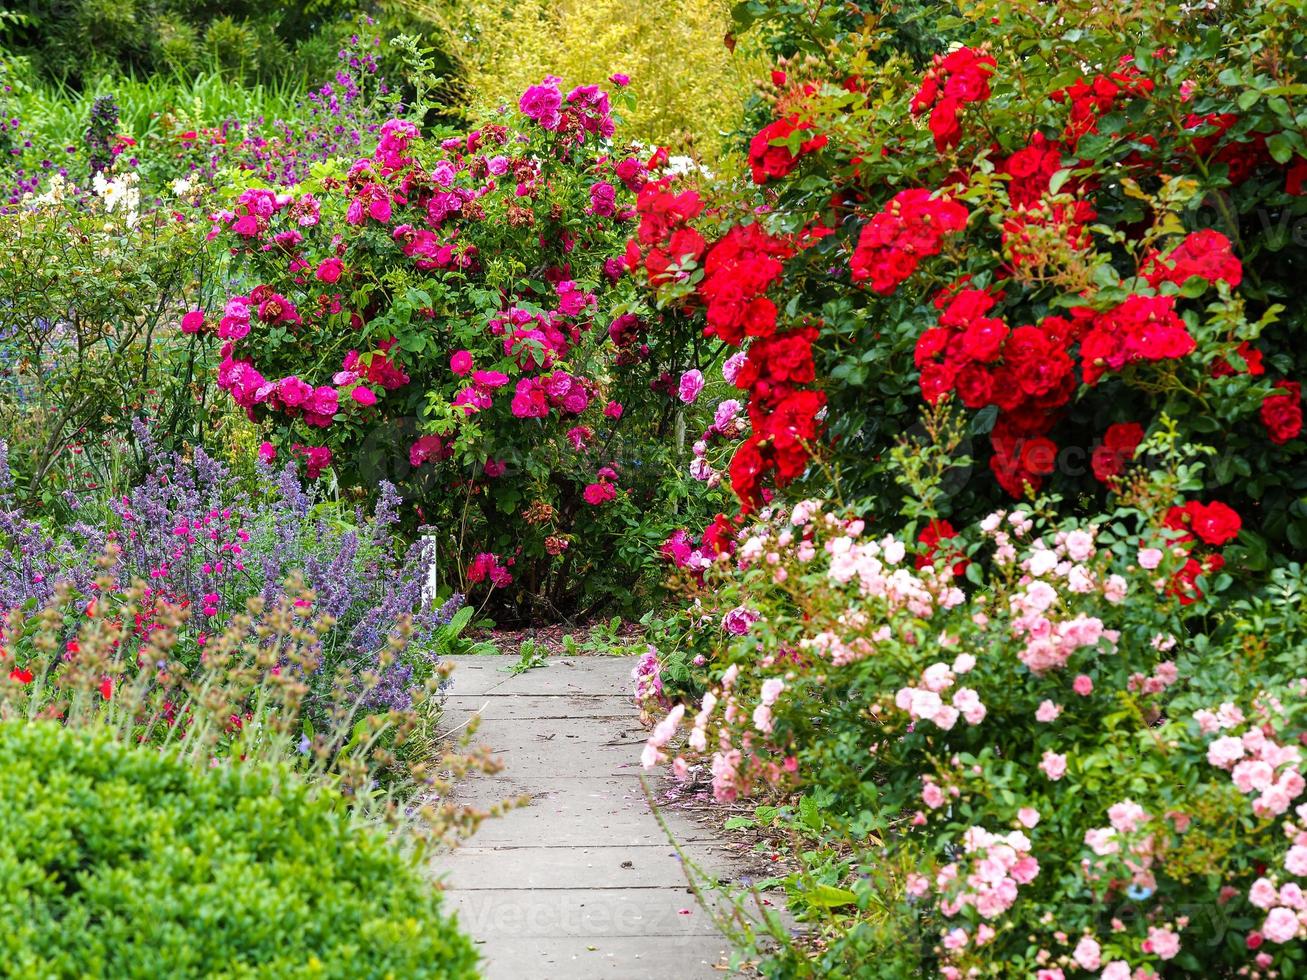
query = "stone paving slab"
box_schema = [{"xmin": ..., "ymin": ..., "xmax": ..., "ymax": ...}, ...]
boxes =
[
  {"xmin": 441, "ymin": 843, "xmax": 729, "ymax": 890},
  {"xmin": 433, "ymin": 654, "xmax": 742, "ymax": 977},
  {"xmin": 445, "ymin": 887, "xmax": 722, "ymax": 938},
  {"xmin": 464, "ymin": 936, "xmax": 728, "ymax": 979},
  {"xmin": 443, "ymin": 693, "xmax": 634, "ymax": 721},
  {"xmin": 457, "ymin": 780, "xmax": 719, "ymax": 848},
  {"xmin": 446, "ymin": 655, "xmax": 639, "ymax": 697}
]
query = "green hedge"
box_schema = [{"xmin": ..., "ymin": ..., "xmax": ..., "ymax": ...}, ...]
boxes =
[{"xmin": 0, "ymin": 722, "xmax": 478, "ymax": 978}]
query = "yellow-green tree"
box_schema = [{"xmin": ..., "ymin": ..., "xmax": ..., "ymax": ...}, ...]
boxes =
[{"xmin": 413, "ymin": 0, "xmax": 761, "ymax": 160}]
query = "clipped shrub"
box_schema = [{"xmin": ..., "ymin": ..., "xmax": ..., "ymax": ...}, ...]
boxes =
[{"xmin": 0, "ymin": 721, "xmax": 479, "ymax": 978}]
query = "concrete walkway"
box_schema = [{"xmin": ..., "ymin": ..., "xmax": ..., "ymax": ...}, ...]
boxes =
[{"xmin": 433, "ymin": 655, "xmax": 737, "ymax": 979}]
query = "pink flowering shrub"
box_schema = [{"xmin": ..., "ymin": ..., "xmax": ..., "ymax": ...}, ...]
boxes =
[
  {"xmin": 201, "ymin": 80, "xmax": 716, "ymax": 617},
  {"xmin": 641, "ymin": 434, "xmax": 1307, "ymax": 976}
]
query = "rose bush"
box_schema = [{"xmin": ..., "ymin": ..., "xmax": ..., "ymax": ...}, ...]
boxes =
[
  {"xmin": 643, "ymin": 427, "xmax": 1307, "ymax": 977},
  {"xmin": 202, "ymin": 77, "xmax": 723, "ymax": 618},
  {"xmin": 628, "ymin": 0, "xmax": 1307, "ymax": 566}
]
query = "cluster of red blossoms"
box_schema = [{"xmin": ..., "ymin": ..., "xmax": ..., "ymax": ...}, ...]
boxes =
[
  {"xmin": 850, "ymin": 189, "xmax": 970, "ymax": 295},
  {"xmin": 1052, "ymin": 66, "xmax": 1156, "ymax": 147},
  {"xmin": 1090, "ymin": 422, "xmax": 1145, "ymax": 484},
  {"xmin": 914, "ymin": 285, "xmax": 1077, "ymax": 495},
  {"xmin": 748, "ymin": 116, "xmax": 828, "ymax": 184},
  {"xmin": 699, "ymin": 223, "xmax": 793, "ymax": 345},
  {"xmin": 910, "ymin": 227, "xmax": 1248, "ymax": 497},
  {"xmin": 910, "ymin": 46, "xmax": 996, "ymax": 151},
  {"xmin": 1163, "ymin": 500, "xmax": 1242, "ymax": 604},
  {"xmin": 627, "ymin": 181, "xmax": 707, "ymax": 287},
  {"xmin": 1211, "ymin": 340, "xmax": 1303, "ymax": 445},
  {"xmin": 729, "ymin": 326, "xmax": 825, "ymax": 506},
  {"xmin": 628, "ymin": 170, "xmax": 820, "ymax": 508}
]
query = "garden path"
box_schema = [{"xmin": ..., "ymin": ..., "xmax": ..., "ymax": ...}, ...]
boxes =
[{"xmin": 433, "ymin": 654, "xmax": 742, "ymax": 979}]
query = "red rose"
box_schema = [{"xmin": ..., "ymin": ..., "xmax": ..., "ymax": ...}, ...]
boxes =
[
  {"xmin": 1019, "ymin": 437, "xmax": 1058, "ymax": 476},
  {"xmin": 1261, "ymin": 380, "xmax": 1303, "ymax": 445},
  {"xmin": 1187, "ymin": 501, "xmax": 1242, "ymax": 546},
  {"xmin": 959, "ymin": 317, "xmax": 1010, "ymax": 363},
  {"xmin": 954, "ymin": 365, "xmax": 995, "ymax": 408},
  {"xmin": 1091, "ymin": 422, "xmax": 1145, "ymax": 483},
  {"xmin": 748, "ymin": 117, "xmax": 827, "ymax": 184}
]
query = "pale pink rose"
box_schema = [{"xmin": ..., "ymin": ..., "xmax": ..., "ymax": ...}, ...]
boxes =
[
  {"xmin": 1107, "ymin": 800, "xmax": 1148, "ymax": 834},
  {"xmin": 1040, "ymin": 750, "xmax": 1067, "ymax": 780},
  {"xmin": 1073, "ymin": 936, "xmax": 1102, "ymax": 971},
  {"xmin": 943, "ymin": 928, "xmax": 968, "ymax": 950},
  {"xmin": 1263, "ymin": 906, "xmax": 1301, "ymax": 943},
  {"xmin": 1064, "ymin": 529, "xmax": 1094, "ymax": 561},
  {"xmin": 922, "ymin": 782, "xmax": 946, "ymax": 809},
  {"xmin": 923, "ymin": 662, "xmax": 954, "ymax": 692},
  {"xmin": 1100, "ymin": 963, "xmax": 1131, "ymax": 980},
  {"xmin": 1036, "ymin": 700, "xmax": 1062, "ymax": 723},
  {"xmin": 1250, "ymin": 878, "xmax": 1280, "ymax": 910},
  {"xmin": 1073, "ymin": 674, "xmax": 1094, "ymax": 696},
  {"xmin": 1145, "ymin": 926, "xmax": 1180, "ymax": 960},
  {"xmin": 1207, "ymin": 735, "xmax": 1246, "ymax": 769},
  {"xmin": 1017, "ymin": 807, "xmax": 1040, "ymax": 829},
  {"xmin": 1280, "ymin": 883, "xmax": 1307, "ymax": 910},
  {"xmin": 1011, "ymin": 855, "xmax": 1040, "ymax": 884},
  {"xmin": 1286, "ymin": 844, "xmax": 1307, "ymax": 876},
  {"xmin": 1137, "ymin": 547, "xmax": 1164, "ymax": 569}
]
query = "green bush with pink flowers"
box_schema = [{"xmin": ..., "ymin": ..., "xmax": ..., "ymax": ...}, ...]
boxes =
[{"xmin": 202, "ymin": 79, "xmax": 728, "ymax": 619}]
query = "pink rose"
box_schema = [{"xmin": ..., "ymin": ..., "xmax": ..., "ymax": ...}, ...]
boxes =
[
  {"xmin": 1072, "ymin": 936, "xmax": 1101, "ymax": 971},
  {"xmin": 181, "ymin": 310, "xmax": 205, "ymax": 334},
  {"xmin": 678, "ymin": 369, "xmax": 705, "ymax": 404},
  {"xmin": 257, "ymin": 442, "xmax": 276, "ymax": 464},
  {"xmin": 451, "ymin": 350, "xmax": 474, "ymax": 375},
  {"xmin": 1138, "ymin": 547, "xmax": 1164, "ymax": 569},
  {"xmin": 350, "ymin": 385, "xmax": 377, "ymax": 406},
  {"xmin": 315, "ymin": 257, "xmax": 344, "ymax": 283},
  {"xmin": 1144, "ymin": 926, "xmax": 1181, "ymax": 960},
  {"xmin": 605, "ymin": 400, "xmax": 623, "ymax": 419},
  {"xmin": 1040, "ymin": 750, "xmax": 1067, "ymax": 781},
  {"xmin": 1073, "ymin": 674, "xmax": 1094, "ymax": 696}
]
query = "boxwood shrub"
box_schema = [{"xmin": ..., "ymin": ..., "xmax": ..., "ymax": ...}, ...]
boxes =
[{"xmin": 0, "ymin": 722, "xmax": 478, "ymax": 978}]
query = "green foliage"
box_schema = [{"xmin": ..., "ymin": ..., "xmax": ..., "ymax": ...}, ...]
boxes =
[
  {"xmin": 3, "ymin": 0, "xmax": 389, "ymax": 87},
  {"xmin": 0, "ymin": 180, "xmax": 221, "ymax": 509},
  {"xmin": 0, "ymin": 721, "xmax": 479, "ymax": 978}
]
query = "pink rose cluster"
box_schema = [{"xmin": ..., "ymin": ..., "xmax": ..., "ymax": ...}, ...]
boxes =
[
  {"xmin": 689, "ymin": 397, "xmax": 748, "ymax": 486},
  {"xmin": 1198, "ymin": 701, "xmax": 1306, "ymax": 818},
  {"xmin": 511, "ymin": 370, "xmax": 594, "ymax": 419},
  {"xmin": 643, "ymin": 663, "xmax": 797, "ymax": 803},
  {"xmin": 1196, "ymin": 694, "xmax": 1307, "ymax": 948},
  {"xmin": 519, "ymin": 76, "xmax": 616, "ymax": 140},
  {"xmin": 583, "ymin": 466, "xmax": 620, "ymax": 506},
  {"xmin": 466, "ymin": 552, "xmax": 513, "ymax": 589},
  {"xmin": 894, "ymin": 653, "xmax": 986, "ymax": 731},
  {"xmin": 932, "ymin": 825, "xmax": 1041, "ymax": 921}
]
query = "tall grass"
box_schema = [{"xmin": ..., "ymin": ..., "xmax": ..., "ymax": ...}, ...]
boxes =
[{"xmin": 13, "ymin": 71, "xmax": 309, "ymax": 147}]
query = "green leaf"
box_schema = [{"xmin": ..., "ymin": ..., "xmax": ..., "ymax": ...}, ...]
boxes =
[
  {"xmin": 1267, "ymin": 132, "xmax": 1295, "ymax": 165},
  {"xmin": 804, "ymin": 884, "xmax": 858, "ymax": 909}
]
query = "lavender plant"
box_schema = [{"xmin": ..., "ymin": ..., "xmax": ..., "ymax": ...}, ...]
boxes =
[{"xmin": 0, "ymin": 423, "xmax": 470, "ymax": 716}]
